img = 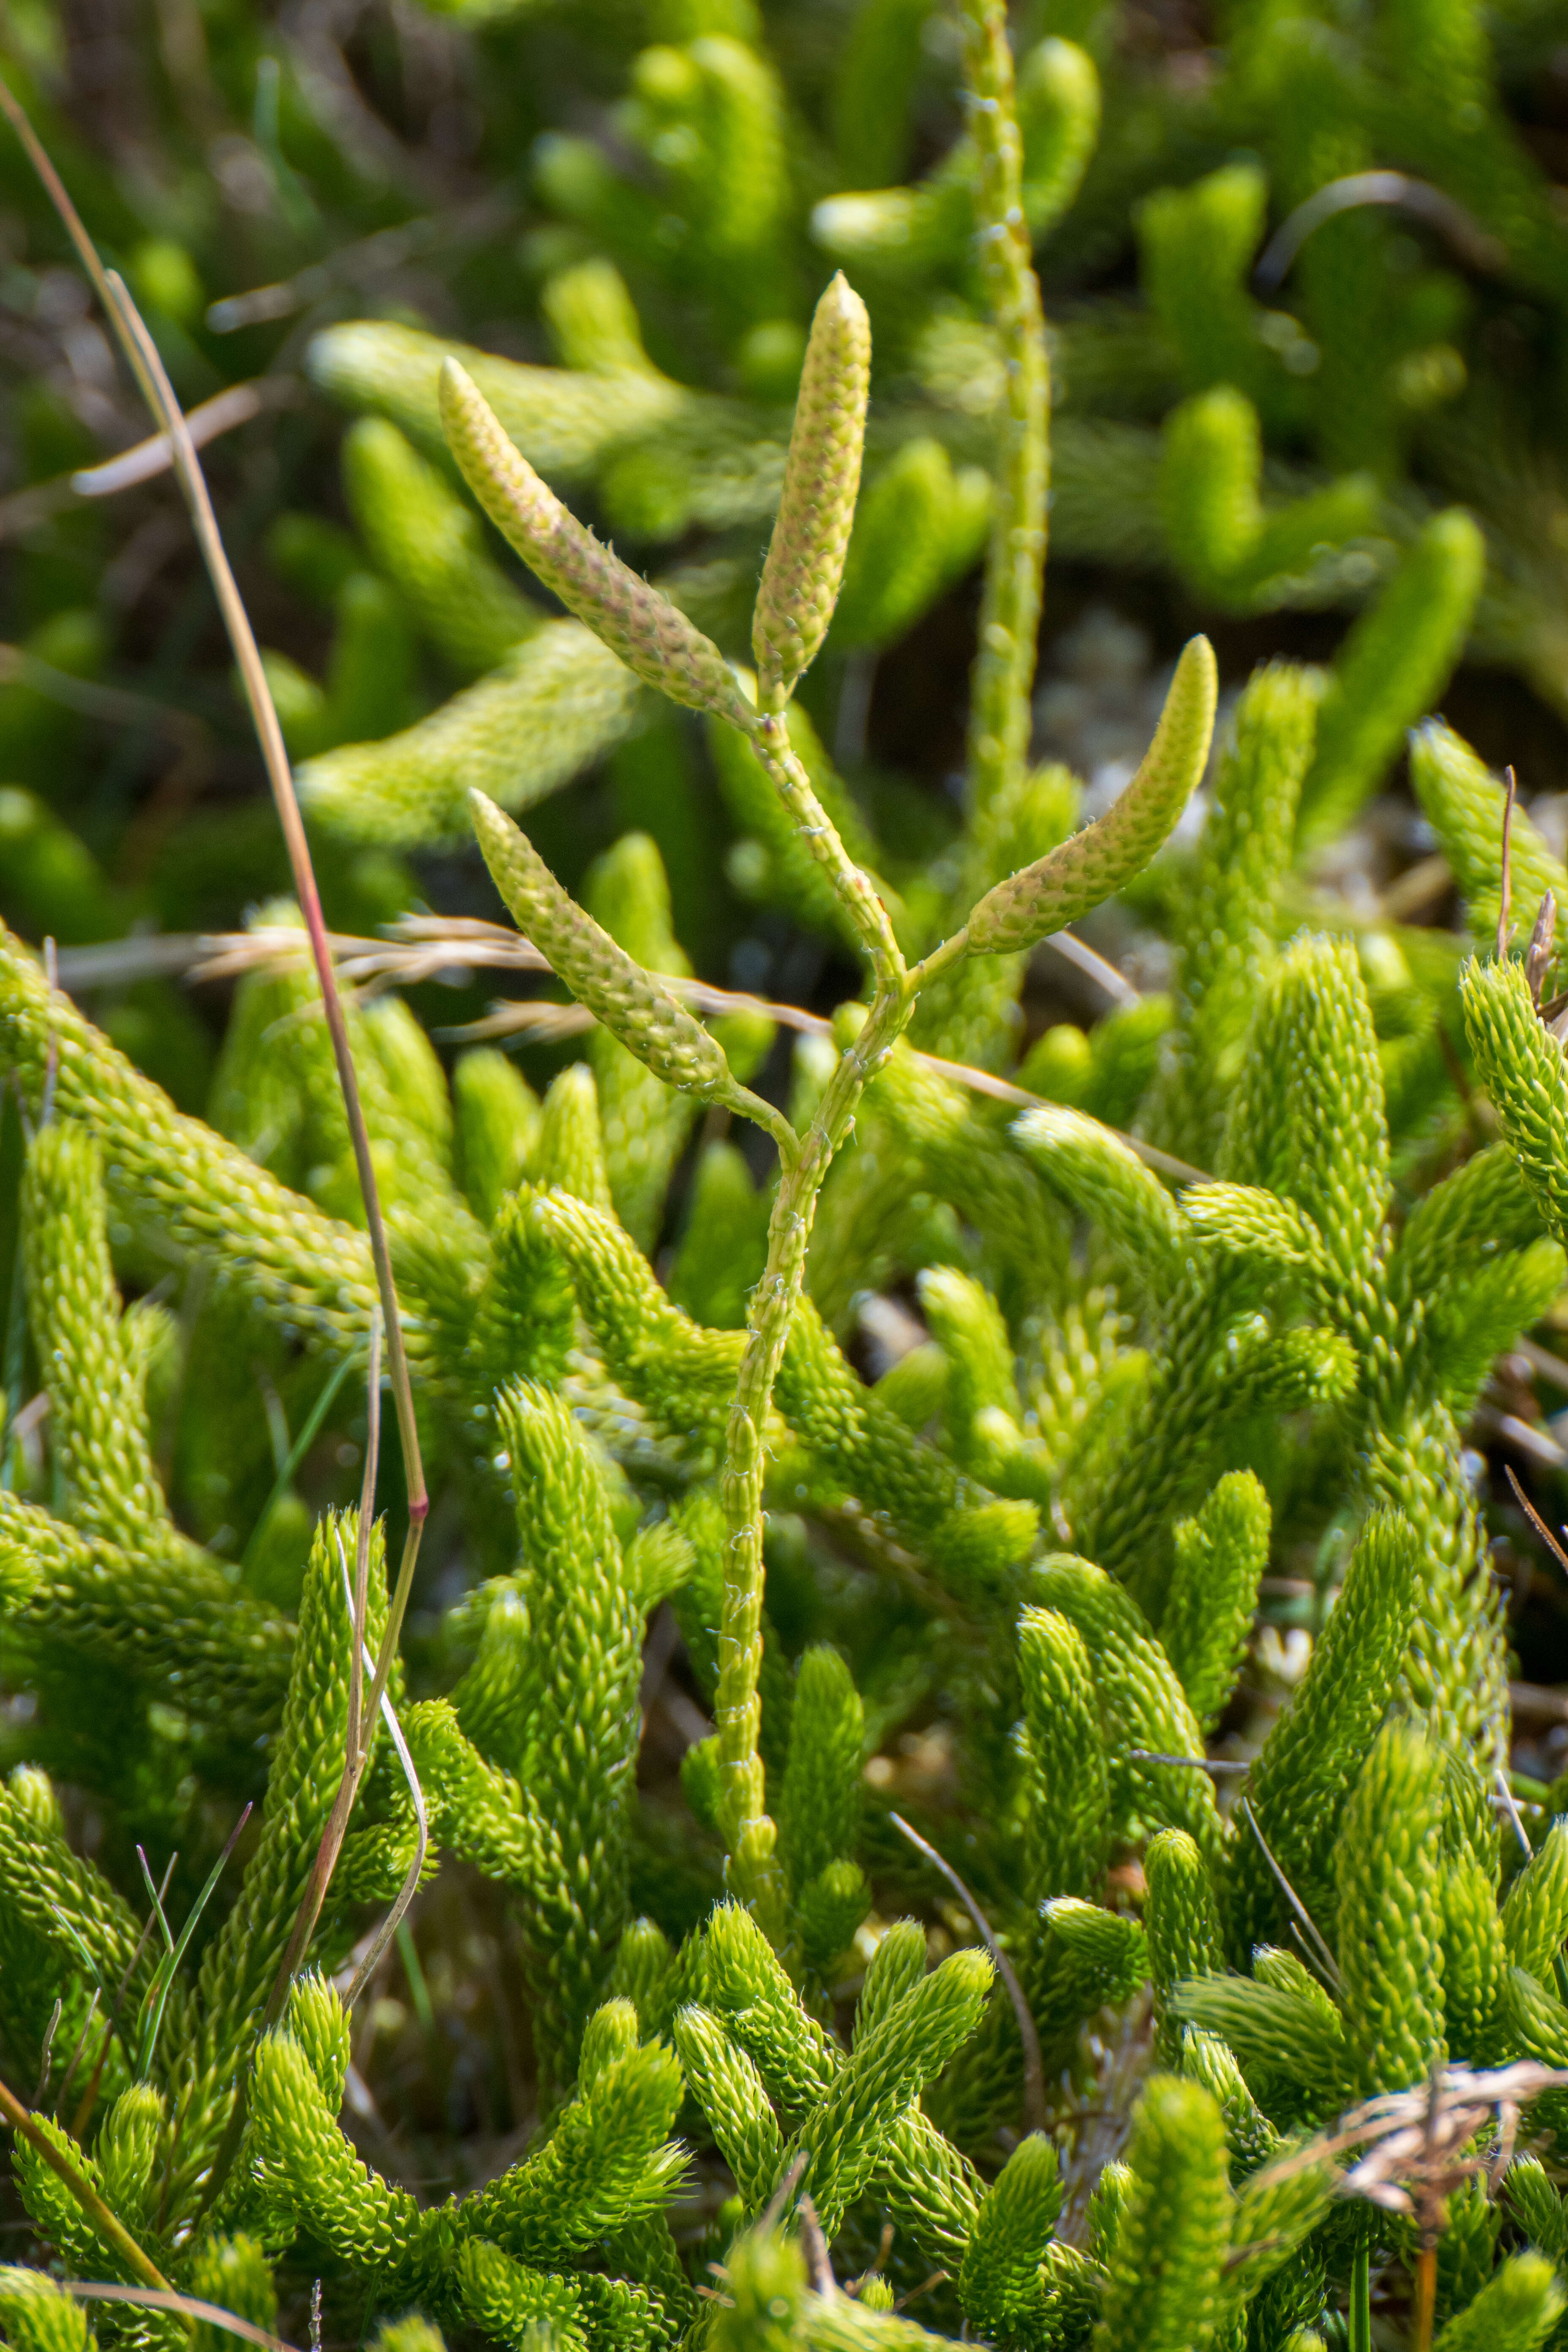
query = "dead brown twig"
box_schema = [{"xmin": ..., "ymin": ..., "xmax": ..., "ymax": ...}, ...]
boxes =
[
  {"xmin": 62, "ymin": 2284, "xmax": 302, "ymax": 2352},
  {"xmin": 1253, "ymin": 2058, "xmax": 1568, "ymax": 2351},
  {"xmin": 1248, "ymin": 2061, "xmax": 1568, "ymax": 2208},
  {"xmin": 57, "ymin": 918, "xmax": 1215, "ymax": 1191}
]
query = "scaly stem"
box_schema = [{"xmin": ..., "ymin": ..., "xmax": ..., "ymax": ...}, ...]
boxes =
[
  {"xmin": 751, "ymin": 712, "xmax": 905, "ymax": 988},
  {"xmin": 960, "ymin": 0, "xmax": 1049, "ymax": 818},
  {"xmin": 716, "ymin": 719, "xmax": 913, "ymax": 1923},
  {"xmin": 716, "ymin": 983, "xmax": 912, "ymax": 1923}
]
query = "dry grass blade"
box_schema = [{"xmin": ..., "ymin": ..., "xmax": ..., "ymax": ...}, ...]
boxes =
[
  {"xmin": 93, "ymin": 289, "xmax": 427, "ymax": 1529},
  {"xmin": 1526, "ymin": 891, "xmax": 1557, "ymax": 1006},
  {"xmin": 342, "ymin": 1695, "xmax": 428, "ymax": 2010},
  {"xmin": 1246, "ymin": 2063, "xmax": 1568, "ymax": 2203},
  {"xmin": 346, "ymin": 1315, "xmax": 383, "ymax": 1778},
  {"xmin": 1253, "ymin": 170, "xmax": 1505, "ymax": 294},
  {"xmin": 1505, "ymin": 1463, "xmax": 1568, "ymax": 1573},
  {"xmin": 890, "ymin": 1810, "xmax": 1045, "ymax": 2136},
  {"xmin": 1498, "ymin": 763, "xmax": 1517, "ymax": 962},
  {"xmin": 0, "ymin": 71, "xmax": 427, "ymax": 1536},
  {"xmin": 1239, "ymin": 1798, "xmax": 1342, "ymax": 1990},
  {"xmin": 452, "ymin": 1003, "xmax": 597, "ymax": 1047},
  {"xmin": 52, "ymin": 1986, "xmax": 100, "ymax": 2117},
  {"xmin": 798, "ymin": 2198, "xmax": 837, "ymax": 2297},
  {"xmin": 0, "ymin": 2074, "xmax": 186, "ymax": 2319},
  {"xmin": 69, "ymin": 380, "xmax": 292, "ymax": 499},
  {"xmin": 73, "ymin": 920, "xmax": 1214, "ymax": 1187},
  {"xmin": 1127, "ymin": 1748, "xmax": 1250, "ymax": 1776},
  {"xmin": 0, "ymin": 72, "xmax": 437, "ymax": 2218},
  {"xmin": 333, "ymin": 1534, "xmax": 430, "ymax": 2011},
  {"xmin": 33, "ymin": 1998, "xmax": 61, "ymax": 2107},
  {"xmin": 0, "ymin": 646, "xmax": 210, "ymax": 760},
  {"xmin": 1495, "ymin": 1764, "xmax": 1534, "ymax": 1860},
  {"xmin": 61, "ymin": 2284, "xmax": 302, "ymax": 2352},
  {"xmin": 757, "ymin": 2146, "xmax": 811, "ymax": 2236}
]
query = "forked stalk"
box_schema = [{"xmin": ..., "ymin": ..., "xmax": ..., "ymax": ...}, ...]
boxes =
[
  {"xmin": 441, "ymin": 3, "xmax": 1213, "ymax": 1938},
  {"xmin": 707, "ymin": 0, "xmax": 1050, "ymax": 1915},
  {"xmin": 715, "ymin": 965, "xmax": 912, "ymax": 1917}
]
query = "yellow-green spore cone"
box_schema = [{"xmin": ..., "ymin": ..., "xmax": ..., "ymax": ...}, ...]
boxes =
[
  {"xmin": 439, "ymin": 358, "xmax": 749, "ymax": 725},
  {"xmin": 968, "ymin": 634, "xmax": 1217, "ymax": 953},
  {"xmin": 470, "ymin": 789, "xmax": 736, "ymax": 1102},
  {"xmin": 751, "ymin": 272, "xmax": 871, "ymax": 708}
]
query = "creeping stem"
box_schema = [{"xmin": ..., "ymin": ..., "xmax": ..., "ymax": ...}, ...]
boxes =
[{"xmin": 960, "ymin": 0, "xmax": 1049, "ymax": 818}]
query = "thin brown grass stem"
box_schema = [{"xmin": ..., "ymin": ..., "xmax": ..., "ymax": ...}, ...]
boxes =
[
  {"xmin": 346, "ymin": 1314, "xmax": 383, "ymax": 1773},
  {"xmin": 0, "ymin": 76, "xmax": 424, "ymax": 1538},
  {"xmin": 99, "ymin": 280, "xmax": 426, "ymax": 1537},
  {"xmin": 757, "ymin": 2147, "xmax": 811, "ymax": 2236},
  {"xmin": 0, "ymin": 2074, "xmax": 187, "ymax": 2323},
  {"xmin": 52, "ymin": 1987, "xmax": 100, "ymax": 2118},
  {"xmin": 1239, "ymin": 1798, "xmax": 1343, "ymax": 1991},
  {"xmin": 341, "ymin": 1691, "xmax": 428, "ymax": 2009},
  {"xmin": 1412, "ymin": 2241, "xmax": 1437, "ymax": 2352},
  {"xmin": 1127, "ymin": 1748, "xmax": 1250, "ymax": 1776},
  {"xmin": 1495, "ymin": 1764, "xmax": 1534, "ymax": 1862},
  {"xmin": 332, "ymin": 1545, "xmax": 430, "ymax": 2009},
  {"xmin": 798, "ymin": 2198, "xmax": 836, "ymax": 2297},
  {"xmin": 890, "ymin": 1810, "xmax": 1046, "ymax": 2136},
  {"xmin": 0, "ymin": 85, "xmax": 433, "ymax": 2203},
  {"xmin": 1505, "ymin": 1464, "xmax": 1568, "ymax": 1573},
  {"xmin": 62, "ymin": 2284, "xmax": 301, "ymax": 2352},
  {"xmin": 34, "ymin": 1998, "xmax": 61, "ymax": 2107}
]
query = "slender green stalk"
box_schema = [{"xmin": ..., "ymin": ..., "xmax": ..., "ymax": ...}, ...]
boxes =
[
  {"xmin": 749, "ymin": 718, "xmax": 905, "ymax": 989},
  {"xmin": 1350, "ymin": 2231, "xmax": 1371, "ymax": 2352},
  {"xmin": 959, "ymin": 0, "xmax": 1049, "ymax": 817},
  {"xmin": 715, "ymin": 712, "xmax": 915, "ymax": 1914},
  {"xmin": 715, "ymin": 966, "xmax": 910, "ymax": 1919}
]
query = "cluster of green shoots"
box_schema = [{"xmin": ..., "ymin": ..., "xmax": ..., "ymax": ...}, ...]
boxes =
[{"xmin": 11, "ymin": 7, "xmax": 1568, "ymax": 2352}]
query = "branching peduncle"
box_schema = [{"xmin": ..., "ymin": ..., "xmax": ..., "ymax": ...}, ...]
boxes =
[
  {"xmin": 712, "ymin": 2, "xmax": 1045, "ymax": 1921},
  {"xmin": 712, "ymin": 804, "xmax": 912, "ymax": 1922},
  {"xmin": 747, "ymin": 718, "xmax": 906, "ymax": 991},
  {"xmin": 444, "ymin": 25, "xmax": 1207, "ymax": 1949}
]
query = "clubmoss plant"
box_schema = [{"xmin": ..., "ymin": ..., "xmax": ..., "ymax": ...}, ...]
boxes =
[{"xmin": 11, "ymin": 5, "xmax": 1568, "ymax": 2352}]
